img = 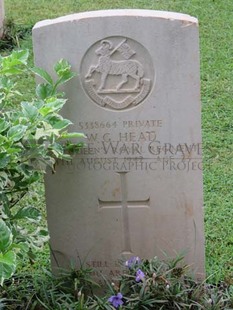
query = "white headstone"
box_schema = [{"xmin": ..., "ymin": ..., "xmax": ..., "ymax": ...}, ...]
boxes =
[
  {"xmin": 0, "ymin": 0, "xmax": 4, "ymax": 38},
  {"xmin": 33, "ymin": 10, "xmax": 205, "ymax": 282}
]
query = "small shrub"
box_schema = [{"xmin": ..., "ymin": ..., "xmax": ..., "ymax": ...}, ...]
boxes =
[{"xmin": 0, "ymin": 49, "xmax": 84, "ymax": 284}]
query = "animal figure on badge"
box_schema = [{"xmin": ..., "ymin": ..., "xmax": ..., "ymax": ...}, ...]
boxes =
[{"xmin": 86, "ymin": 40, "xmax": 144, "ymax": 91}]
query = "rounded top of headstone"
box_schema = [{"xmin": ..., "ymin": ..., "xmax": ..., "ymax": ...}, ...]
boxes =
[{"xmin": 33, "ymin": 10, "xmax": 198, "ymax": 30}]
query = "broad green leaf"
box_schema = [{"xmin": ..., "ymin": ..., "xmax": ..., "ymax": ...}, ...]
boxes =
[
  {"xmin": 50, "ymin": 142, "xmax": 64, "ymax": 157},
  {"xmin": 38, "ymin": 106, "xmax": 52, "ymax": 117},
  {"xmin": 11, "ymin": 49, "xmax": 29, "ymax": 65},
  {"xmin": 56, "ymin": 71, "xmax": 76, "ymax": 87},
  {"xmin": 31, "ymin": 67, "xmax": 53, "ymax": 85},
  {"xmin": 54, "ymin": 59, "xmax": 71, "ymax": 76},
  {"xmin": 0, "ymin": 119, "xmax": 9, "ymax": 133},
  {"xmin": 0, "ymin": 251, "xmax": 16, "ymax": 285},
  {"xmin": 34, "ymin": 127, "xmax": 48, "ymax": 140},
  {"xmin": 33, "ymin": 100, "xmax": 44, "ymax": 109},
  {"xmin": 0, "ymin": 76, "xmax": 14, "ymax": 90},
  {"xmin": 34, "ymin": 125, "xmax": 59, "ymax": 140},
  {"xmin": 54, "ymin": 59, "xmax": 76, "ymax": 87},
  {"xmin": 1, "ymin": 57, "xmax": 20, "ymax": 71},
  {"xmin": 5, "ymin": 147, "xmax": 21, "ymax": 154},
  {"xmin": 46, "ymin": 97, "xmax": 66, "ymax": 110},
  {"xmin": 0, "ymin": 220, "xmax": 12, "ymax": 252},
  {"xmin": 0, "ymin": 135, "xmax": 8, "ymax": 147},
  {"xmin": 39, "ymin": 98, "xmax": 66, "ymax": 116},
  {"xmin": 60, "ymin": 132, "xmax": 86, "ymax": 139},
  {"xmin": 52, "ymin": 119, "xmax": 72, "ymax": 130},
  {"xmin": 13, "ymin": 207, "xmax": 41, "ymax": 221},
  {"xmin": 0, "ymin": 67, "xmax": 23, "ymax": 75},
  {"xmin": 45, "ymin": 115, "xmax": 62, "ymax": 125},
  {"xmin": 0, "ymin": 50, "xmax": 28, "ymax": 75},
  {"xmin": 7, "ymin": 124, "xmax": 27, "ymax": 142},
  {"xmin": 0, "ymin": 251, "xmax": 16, "ymax": 265},
  {"xmin": 0, "ymin": 153, "xmax": 10, "ymax": 169},
  {"xmin": 0, "ymin": 171, "xmax": 8, "ymax": 187},
  {"xmin": 36, "ymin": 83, "xmax": 53, "ymax": 100},
  {"xmin": 21, "ymin": 101, "xmax": 39, "ymax": 121}
]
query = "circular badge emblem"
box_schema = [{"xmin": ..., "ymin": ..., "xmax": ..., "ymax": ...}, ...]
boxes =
[{"xmin": 80, "ymin": 36, "xmax": 155, "ymax": 111}]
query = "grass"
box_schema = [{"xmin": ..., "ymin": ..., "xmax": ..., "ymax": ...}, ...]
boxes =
[
  {"xmin": 2, "ymin": 0, "xmax": 233, "ymax": 286},
  {"xmin": 2, "ymin": 256, "xmax": 233, "ymax": 309}
]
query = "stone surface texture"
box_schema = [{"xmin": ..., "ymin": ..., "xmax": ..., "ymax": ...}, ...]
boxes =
[{"xmin": 33, "ymin": 10, "xmax": 205, "ymax": 282}]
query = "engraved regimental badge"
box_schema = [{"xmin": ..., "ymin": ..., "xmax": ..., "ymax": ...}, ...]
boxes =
[{"xmin": 80, "ymin": 36, "xmax": 154, "ymax": 110}]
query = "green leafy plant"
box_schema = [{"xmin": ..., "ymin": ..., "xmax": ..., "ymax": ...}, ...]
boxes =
[
  {"xmin": 0, "ymin": 256, "xmax": 232, "ymax": 309},
  {"xmin": 0, "ymin": 49, "xmax": 85, "ymax": 285},
  {"xmin": 111, "ymin": 256, "xmax": 233, "ymax": 309}
]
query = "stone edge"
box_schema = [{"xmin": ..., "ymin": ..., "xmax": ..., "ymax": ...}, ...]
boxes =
[{"xmin": 33, "ymin": 9, "xmax": 198, "ymax": 30}]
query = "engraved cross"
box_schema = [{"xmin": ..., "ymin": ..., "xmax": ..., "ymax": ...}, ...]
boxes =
[{"xmin": 98, "ymin": 172, "xmax": 150, "ymax": 254}]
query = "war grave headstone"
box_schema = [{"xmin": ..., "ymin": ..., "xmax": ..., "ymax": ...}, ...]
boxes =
[
  {"xmin": 33, "ymin": 10, "xmax": 205, "ymax": 283},
  {"xmin": 0, "ymin": 0, "xmax": 4, "ymax": 38}
]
